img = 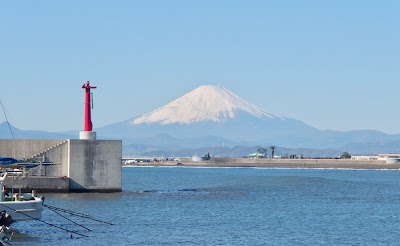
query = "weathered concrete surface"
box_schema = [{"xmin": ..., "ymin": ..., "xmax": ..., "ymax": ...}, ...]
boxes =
[
  {"xmin": 69, "ymin": 139, "xmax": 122, "ymax": 192},
  {"xmin": 43, "ymin": 140, "xmax": 69, "ymax": 177},
  {"xmin": 0, "ymin": 139, "xmax": 122, "ymax": 192},
  {"xmin": 0, "ymin": 139, "xmax": 64, "ymax": 160},
  {"xmin": 3, "ymin": 176, "xmax": 69, "ymax": 193}
]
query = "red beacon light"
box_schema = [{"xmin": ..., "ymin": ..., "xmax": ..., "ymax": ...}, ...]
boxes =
[{"xmin": 82, "ymin": 81, "xmax": 97, "ymax": 132}]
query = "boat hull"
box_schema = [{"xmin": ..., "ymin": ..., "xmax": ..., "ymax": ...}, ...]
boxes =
[{"xmin": 0, "ymin": 197, "xmax": 43, "ymax": 221}]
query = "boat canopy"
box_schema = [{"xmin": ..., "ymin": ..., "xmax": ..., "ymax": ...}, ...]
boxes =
[
  {"xmin": 0, "ymin": 157, "xmax": 18, "ymax": 165},
  {"xmin": 0, "ymin": 157, "xmax": 54, "ymax": 168}
]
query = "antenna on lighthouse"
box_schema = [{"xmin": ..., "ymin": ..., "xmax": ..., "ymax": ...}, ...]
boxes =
[
  {"xmin": 91, "ymin": 93, "xmax": 94, "ymax": 109},
  {"xmin": 79, "ymin": 81, "xmax": 97, "ymax": 140}
]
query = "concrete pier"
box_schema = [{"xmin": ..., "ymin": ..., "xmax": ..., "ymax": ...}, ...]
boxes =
[{"xmin": 0, "ymin": 139, "xmax": 122, "ymax": 192}]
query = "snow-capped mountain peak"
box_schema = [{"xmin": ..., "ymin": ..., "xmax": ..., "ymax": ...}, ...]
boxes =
[{"xmin": 132, "ymin": 85, "xmax": 278, "ymax": 125}]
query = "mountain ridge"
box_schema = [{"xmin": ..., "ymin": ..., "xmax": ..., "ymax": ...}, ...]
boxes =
[
  {"xmin": 96, "ymin": 85, "xmax": 400, "ymax": 151},
  {"xmin": 132, "ymin": 85, "xmax": 280, "ymax": 125},
  {"xmin": 2, "ymin": 85, "xmax": 400, "ymax": 156}
]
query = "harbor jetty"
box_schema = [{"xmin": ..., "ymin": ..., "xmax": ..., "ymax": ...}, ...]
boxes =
[
  {"xmin": 0, "ymin": 81, "xmax": 122, "ymax": 192},
  {"xmin": 0, "ymin": 138, "xmax": 121, "ymax": 192}
]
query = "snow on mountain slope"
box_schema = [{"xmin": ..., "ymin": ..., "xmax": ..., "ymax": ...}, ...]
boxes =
[{"xmin": 132, "ymin": 85, "xmax": 279, "ymax": 125}]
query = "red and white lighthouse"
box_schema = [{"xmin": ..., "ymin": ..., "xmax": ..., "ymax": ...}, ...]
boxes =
[{"xmin": 79, "ymin": 81, "xmax": 97, "ymax": 140}]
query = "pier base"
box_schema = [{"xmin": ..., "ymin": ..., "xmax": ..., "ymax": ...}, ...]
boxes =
[{"xmin": 79, "ymin": 131, "xmax": 96, "ymax": 140}]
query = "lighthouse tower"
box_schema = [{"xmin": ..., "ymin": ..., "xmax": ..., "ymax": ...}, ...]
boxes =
[
  {"xmin": 0, "ymin": 79, "xmax": 122, "ymax": 192},
  {"xmin": 79, "ymin": 81, "xmax": 97, "ymax": 140}
]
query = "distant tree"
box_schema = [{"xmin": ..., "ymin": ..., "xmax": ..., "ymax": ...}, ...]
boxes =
[
  {"xmin": 270, "ymin": 146, "xmax": 276, "ymax": 159},
  {"xmin": 340, "ymin": 152, "xmax": 351, "ymax": 159},
  {"xmin": 257, "ymin": 148, "xmax": 267, "ymax": 158},
  {"xmin": 257, "ymin": 148, "xmax": 266, "ymax": 154}
]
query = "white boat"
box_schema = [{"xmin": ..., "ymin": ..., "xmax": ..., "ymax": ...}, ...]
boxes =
[{"xmin": 0, "ymin": 173, "xmax": 44, "ymax": 222}]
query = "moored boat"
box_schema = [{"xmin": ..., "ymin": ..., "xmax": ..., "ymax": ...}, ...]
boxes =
[{"xmin": 0, "ymin": 173, "xmax": 44, "ymax": 223}]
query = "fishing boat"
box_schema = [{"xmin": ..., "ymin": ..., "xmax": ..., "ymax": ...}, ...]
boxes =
[
  {"xmin": 0, "ymin": 172, "xmax": 44, "ymax": 223},
  {"xmin": 0, "ymin": 171, "xmax": 44, "ymax": 245}
]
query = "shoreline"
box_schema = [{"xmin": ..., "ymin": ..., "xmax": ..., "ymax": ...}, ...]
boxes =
[
  {"xmin": 123, "ymin": 166, "xmax": 400, "ymax": 171},
  {"xmin": 124, "ymin": 158, "xmax": 400, "ymax": 170}
]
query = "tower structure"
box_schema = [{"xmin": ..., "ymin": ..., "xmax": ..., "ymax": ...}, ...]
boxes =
[{"xmin": 79, "ymin": 81, "xmax": 97, "ymax": 140}]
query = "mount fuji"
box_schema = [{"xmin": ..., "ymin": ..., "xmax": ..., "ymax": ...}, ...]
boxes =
[
  {"xmin": 132, "ymin": 85, "xmax": 279, "ymax": 125},
  {"xmin": 98, "ymin": 85, "xmax": 324, "ymax": 148},
  {"xmin": 2, "ymin": 85, "xmax": 400, "ymax": 155},
  {"xmin": 96, "ymin": 85, "xmax": 400, "ymax": 152}
]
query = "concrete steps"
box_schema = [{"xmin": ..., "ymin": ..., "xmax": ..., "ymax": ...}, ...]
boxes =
[
  {"xmin": 25, "ymin": 140, "xmax": 68, "ymax": 176},
  {"xmin": 28, "ymin": 140, "xmax": 68, "ymax": 161}
]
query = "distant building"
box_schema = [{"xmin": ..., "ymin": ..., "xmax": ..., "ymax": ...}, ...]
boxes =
[
  {"xmin": 248, "ymin": 152, "xmax": 266, "ymax": 158},
  {"xmin": 351, "ymin": 153, "xmax": 400, "ymax": 162},
  {"xmin": 192, "ymin": 153, "xmax": 211, "ymax": 162},
  {"xmin": 377, "ymin": 153, "xmax": 400, "ymax": 161},
  {"xmin": 351, "ymin": 155, "xmax": 378, "ymax": 160}
]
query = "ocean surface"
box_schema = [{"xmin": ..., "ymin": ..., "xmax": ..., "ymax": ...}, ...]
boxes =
[{"xmin": 9, "ymin": 167, "xmax": 400, "ymax": 245}]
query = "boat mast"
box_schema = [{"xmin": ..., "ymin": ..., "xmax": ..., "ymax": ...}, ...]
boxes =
[{"xmin": 0, "ymin": 99, "xmax": 16, "ymax": 158}]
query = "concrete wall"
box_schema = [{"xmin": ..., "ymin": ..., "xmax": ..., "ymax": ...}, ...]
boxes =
[
  {"xmin": 0, "ymin": 139, "xmax": 64, "ymax": 160},
  {"xmin": 210, "ymin": 157, "xmax": 387, "ymax": 165},
  {"xmin": 45, "ymin": 140, "xmax": 69, "ymax": 177},
  {"xmin": 69, "ymin": 139, "xmax": 122, "ymax": 192},
  {"xmin": 0, "ymin": 138, "xmax": 122, "ymax": 192},
  {"xmin": 3, "ymin": 176, "xmax": 69, "ymax": 193},
  {"xmin": 0, "ymin": 139, "xmax": 68, "ymax": 177},
  {"xmin": 173, "ymin": 157, "xmax": 394, "ymax": 169}
]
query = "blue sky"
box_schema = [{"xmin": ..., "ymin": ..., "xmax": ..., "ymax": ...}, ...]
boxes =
[{"xmin": 1, "ymin": 1, "xmax": 399, "ymax": 133}]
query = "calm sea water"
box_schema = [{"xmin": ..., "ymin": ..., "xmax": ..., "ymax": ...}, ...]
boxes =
[{"xmin": 9, "ymin": 167, "xmax": 400, "ymax": 245}]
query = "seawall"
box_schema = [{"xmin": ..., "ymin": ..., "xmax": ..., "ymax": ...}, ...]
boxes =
[
  {"xmin": 0, "ymin": 139, "xmax": 122, "ymax": 192},
  {"xmin": 129, "ymin": 158, "xmax": 400, "ymax": 170}
]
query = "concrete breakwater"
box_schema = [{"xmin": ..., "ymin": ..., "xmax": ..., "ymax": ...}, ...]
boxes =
[
  {"xmin": 0, "ymin": 139, "xmax": 122, "ymax": 192},
  {"xmin": 129, "ymin": 157, "xmax": 400, "ymax": 170},
  {"xmin": 3, "ymin": 176, "xmax": 69, "ymax": 193}
]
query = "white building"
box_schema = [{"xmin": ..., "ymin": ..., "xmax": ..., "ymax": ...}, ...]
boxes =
[
  {"xmin": 351, "ymin": 153, "xmax": 400, "ymax": 164},
  {"xmin": 377, "ymin": 153, "xmax": 400, "ymax": 161},
  {"xmin": 351, "ymin": 155, "xmax": 378, "ymax": 160}
]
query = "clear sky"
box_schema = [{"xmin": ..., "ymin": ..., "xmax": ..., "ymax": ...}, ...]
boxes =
[{"xmin": 1, "ymin": 1, "xmax": 399, "ymax": 133}]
